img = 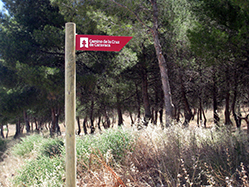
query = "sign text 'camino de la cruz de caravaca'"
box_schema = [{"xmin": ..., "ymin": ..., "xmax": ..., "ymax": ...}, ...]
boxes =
[{"xmin": 76, "ymin": 35, "xmax": 133, "ymax": 52}]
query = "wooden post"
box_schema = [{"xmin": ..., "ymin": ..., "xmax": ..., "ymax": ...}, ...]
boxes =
[{"xmin": 65, "ymin": 22, "xmax": 76, "ymax": 187}]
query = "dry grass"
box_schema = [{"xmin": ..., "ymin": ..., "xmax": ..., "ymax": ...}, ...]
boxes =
[
  {"xmin": 75, "ymin": 124, "xmax": 249, "ymax": 186},
  {"xmin": 0, "ymin": 109, "xmax": 249, "ymax": 186},
  {"xmin": 0, "ymin": 138, "xmax": 24, "ymax": 187}
]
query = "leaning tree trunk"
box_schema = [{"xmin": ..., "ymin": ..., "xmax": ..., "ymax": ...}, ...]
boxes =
[
  {"xmin": 129, "ymin": 111, "xmax": 134, "ymax": 126},
  {"xmin": 151, "ymin": 0, "xmax": 174, "ymax": 126}
]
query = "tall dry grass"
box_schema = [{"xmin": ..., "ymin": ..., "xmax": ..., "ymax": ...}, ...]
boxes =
[
  {"xmin": 1, "ymin": 124, "xmax": 248, "ymax": 186},
  {"xmin": 77, "ymin": 125, "xmax": 249, "ymax": 186}
]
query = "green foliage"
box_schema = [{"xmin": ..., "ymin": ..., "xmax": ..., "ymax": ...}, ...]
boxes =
[
  {"xmin": 39, "ymin": 138, "xmax": 64, "ymax": 158},
  {"xmin": 12, "ymin": 135, "xmax": 64, "ymax": 186},
  {"xmin": 12, "ymin": 134, "xmax": 44, "ymax": 157},
  {"xmin": 12, "ymin": 129, "xmax": 134, "ymax": 186},
  {"xmin": 76, "ymin": 128, "xmax": 135, "ymax": 162},
  {"xmin": 0, "ymin": 0, "xmax": 65, "ymax": 125},
  {"xmin": 12, "ymin": 135, "xmax": 64, "ymax": 158},
  {"xmin": 13, "ymin": 156, "xmax": 64, "ymax": 187}
]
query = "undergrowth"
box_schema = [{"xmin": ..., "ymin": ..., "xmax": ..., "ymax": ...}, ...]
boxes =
[
  {"xmin": 0, "ymin": 138, "xmax": 6, "ymax": 160},
  {"xmin": 8, "ymin": 125, "xmax": 249, "ymax": 187}
]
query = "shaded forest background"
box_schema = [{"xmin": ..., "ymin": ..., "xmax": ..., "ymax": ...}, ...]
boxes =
[{"xmin": 0, "ymin": 0, "xmax": 249, "ymax": 138}]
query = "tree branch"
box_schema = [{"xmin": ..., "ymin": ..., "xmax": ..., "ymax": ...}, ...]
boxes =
[{"xmin": 109, "ymin": 0, "xmax": 153, "ymax": 33}]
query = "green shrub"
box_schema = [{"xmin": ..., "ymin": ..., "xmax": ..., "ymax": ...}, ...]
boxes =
[
  {"xmin": 76, "ymin": 128, "xmax": 135, "ymax": 163},
  {"xmin": 13, "ymin": 156, "xmax": 64, "ymax": 187},
  {"xmin": 12, "ymin": 135, "xmax": 44, "ymax": 157},
  {"xmin": 0, "ymin": 138, "xmax": 6, "ymax": 150},
  {"xmin": 0, "ymin": 138, "xmax": 6, "ymax": 159},
  {"xmin": 97, "ymin": 128, "xmax": 135, "ymax": 161},
  {"xmin": 39, "ymin": 138, "xmax": 64, "ymax": 158}
]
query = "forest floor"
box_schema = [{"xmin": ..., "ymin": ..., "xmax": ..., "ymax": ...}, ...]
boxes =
[{"xmin": 2, "ymin": 108, "xmax": 249, "ymax": 138}]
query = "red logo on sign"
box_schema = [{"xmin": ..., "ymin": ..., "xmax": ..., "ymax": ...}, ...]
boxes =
[{"xmin": 76, "ymin": 35, "xmax": 132, "ymax": 52}]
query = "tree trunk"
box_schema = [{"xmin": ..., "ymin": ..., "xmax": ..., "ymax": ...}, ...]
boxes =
[
  {"xmin": 77, "ymin": 116, "xmax": 81, "ymax": 135},
  {"xmin": 90, "ymin": 97, "xmax": 95, "ymax": 134},
  {"xmin": 151, "ymin": 0, "xmax": 174, "ymax": 126},
  {"xmin": 198, "ymin": 97, "xmax": 206, "ymax": 128},
  {"xmin": 153, "ymin": 109, "xmax": 158, "ymax": 125},
  {"xmin": 180, "ymin": 69, "xmax": 193, "ymax": 127},
  {"xmin": 97, "ymin": 116, "xmax": 102, "ymax": 131},
  {"xmin": 129, "ymin": 111, "xmax": 134, "ymax": 126},
  {"xmin": 224, "ymin": 67, "xmax": 232, "ymax": 126},
  {"xmin": 103, "ymin": 107, "xmax": 110, "ymax": 129},
  {"xmin": 116, "ymin": 92, "xmax": 123, "ymax": 126},
  {"xmin": 231, "ymin": 70, "xmax": 241, "ymax": 128},
  {"xmin": 20, "ymin": 122, "xmax": 24, "ymax": 134},
  {"xmin": 51, "ymin": 107, "xmax": 61, "ymax": 136},
  {"xmin": 202, "ymin": 107, "xmax": 207, "ymax": 128},
  {"xmin": 14, "ymin": 119, "xmax": 21, "ymax": 139},
  {"xmin": 232, "ymin": 88, "xmax": 241, "ymax": 128},
  {"xmin": 159, "ymin": 109, "xmax": 163, "ymax": 125},
  {"xmin": 5, "ymin": 124, "xmax": 8, "ymax": 139},
  {"xmin": 140, "ymin": 47, "xmax": 151, "ymax": 125},
  {"xmin": 224, "ymin": 91, "xmax": 232, "ymax": 126},
  {"xmin": 31, "ymin": 122, "xmax": 33, "ymax": 132},
  {"xmin": 153, "ymin": 84, "xmax": 160, "ymax": 125},
  {"xmin": 83, "ymin": 116, "xmax": 88, "ymax": 135},
  {"xmin": 239, "ymin": 115, "xmax": 249, "ymax": 134},
  {"xmin": 23, "ymin": 110, "xmax": 30, "ymax": 133},
  {"xmin": 135, "ymin": 82, "xmax": 141, "ymax": 123},
  {"xmin": 213, "ymin": 68, "xmax": 220, "ymax": 126},
  {"xmin": 34, "ymin": 117, "xmax": 39, "ymax": 132},
  {"xmin": 0, "ymin": 124, "xmax": 4, "ymax": 139}
]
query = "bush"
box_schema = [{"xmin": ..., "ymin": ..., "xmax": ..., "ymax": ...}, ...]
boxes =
[
  {"xmin": 0, "ymin": 138, "xmax": 6, "ymax": 159},
  {"xmin": 12, "ymin": 135, "xmax": 65, "ymax": 186},
  {"xmin": 0, "ymin": 138, "xmax": 6, "ymax": 151},
  {"xmin": 12, "ymin": 135, "xmax": 44, "ymax": 157},
  {"xmin": 12, "ymin": 134, "xmax": 64, "ymax": 158},
  {"xmin": 13, "ymin": 156, "xmax": 64, "ymax": 187},
  {"xmin": 76, "ymin": 128, "xmax": 135, "ymax": 162},
  {"xmin": 39, "ymin": 138, "xmax": 64, "ymax": 158}
]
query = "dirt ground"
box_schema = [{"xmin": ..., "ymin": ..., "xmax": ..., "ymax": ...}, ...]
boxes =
[{"xmin": 1, "ymin": 108, "xmax": 249, "ymax": 137}]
